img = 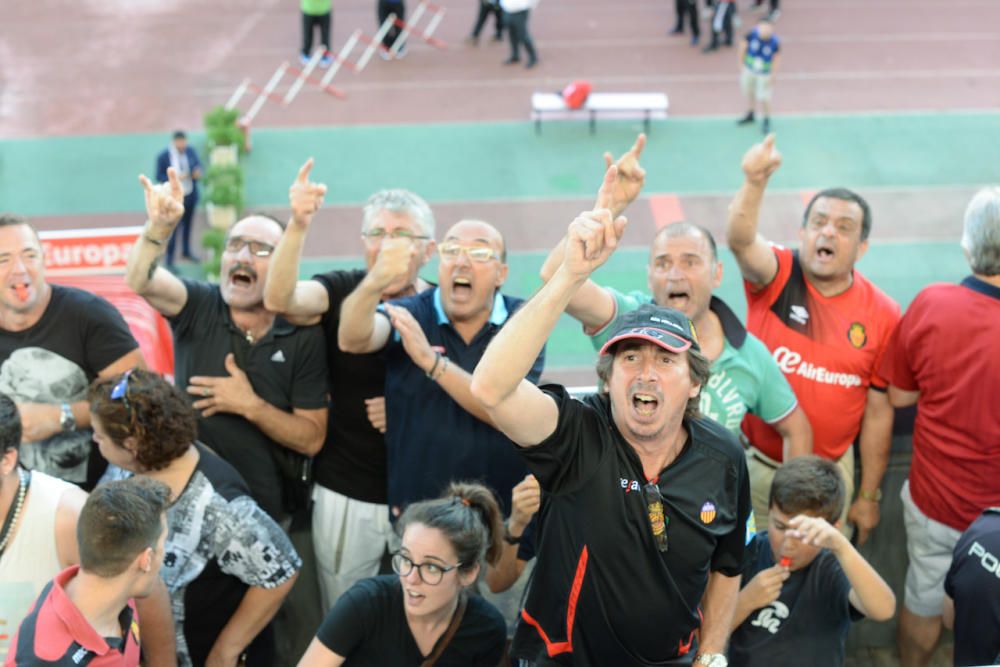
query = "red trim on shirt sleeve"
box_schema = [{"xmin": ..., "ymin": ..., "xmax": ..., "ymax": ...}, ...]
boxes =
[{"xmin": 520, "ymin": 546, "xmax": 589, "ymax": 657}]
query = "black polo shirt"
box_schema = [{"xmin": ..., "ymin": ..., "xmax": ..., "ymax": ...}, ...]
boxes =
[
  {"xmin": 381, "ymin": 288, "xmax": 544, "ymax": 515},
  {"xmin": 170, "ymin": 279, "xmax": 328, "ymax": 520},
  {"xmin": 511, "ymin": 385, "xmax": 752, "ymax": 667},
  {"xmin": 310, "ymin": 269, "xmax": 389, "ymax": 504},
  {"xmin": 945, "ymin": 508, "xmax": 1000, "ymax": 667}
]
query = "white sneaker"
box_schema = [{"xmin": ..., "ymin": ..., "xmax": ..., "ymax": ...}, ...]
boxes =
[{"xmin": 379, "ymin": 50, "xmax": 392, "ymax": 61}]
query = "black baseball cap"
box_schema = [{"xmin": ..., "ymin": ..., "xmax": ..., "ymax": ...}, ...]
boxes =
[{"xmin": 598, "ymin": 304, "xmax": 700, "ymax": 355}]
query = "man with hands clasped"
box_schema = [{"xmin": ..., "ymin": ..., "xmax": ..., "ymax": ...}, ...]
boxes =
[
  {"xmin": 125, "ymin": 162, "xmax": 329, "ymax": 523},
  {"xmin": 264, "ymin": 186, "xmax": 436, "ymax": 612},
  {"xmin": 337, "ymin": 215, "xmax": 543, "ymax": 521},
  {"xmin": 728, "ymin": 456, "xmax": 895, "ymax": 667}
]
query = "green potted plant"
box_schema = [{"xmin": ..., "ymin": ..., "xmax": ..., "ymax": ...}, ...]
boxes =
[
  {"xmin": 204, "ymin": 106, "xmax": 243, "ymax": 163},
  {"xmin": 203, "ymin": 163, "xmax": 243, "ymax": 231},
  {"xmin": 200, "ymin": 227, "xmax": 227, "ymax": 282}
]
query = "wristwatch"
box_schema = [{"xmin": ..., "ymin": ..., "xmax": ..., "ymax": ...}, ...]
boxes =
[
  {"xmin": 59, "ymin": 403, "xmax": 76, "ymax": 433},
  {"xmin": 694, "ymin": 653, "xmax": 728, "ymax": 667},
  {"xmin": 503, "ymin": 523, "xmax": 522, "ymax": 546},
  {"xmin": 858, "ymin": 488, "xmax": 883, "ymax": 502}
]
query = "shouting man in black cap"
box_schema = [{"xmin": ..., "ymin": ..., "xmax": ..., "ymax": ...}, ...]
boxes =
[{"xmin": 471, "ymin": 172, "xmax": 751, "ymax": 667}]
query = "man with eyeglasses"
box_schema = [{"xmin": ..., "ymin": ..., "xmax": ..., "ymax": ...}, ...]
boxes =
[
  {"xmin": 264, "ymin": 185, "xmax": 438, "ymax": 613},
  {"xmin": 470, "ymin": 199, "xmax": 751, "ymax": 667},
  {"xmin": 125, "ymin": 163, "xmax": 329, "ymax": 524},
  {"xmin": 0, "ymin": 214, "xmax": 145, "ymax": 488},
  {"xmin": 337, "ymin": 217, "xmax": 542, "ymax": 533}
]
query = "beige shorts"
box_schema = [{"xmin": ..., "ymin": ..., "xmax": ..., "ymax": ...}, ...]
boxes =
[
  {"xmin": 900, "ymin": 480, "xmax": 962, "ymax": 617},
  {"xmin": 741, "ymin": 68, "xmax": 773, "ymax": 101}
]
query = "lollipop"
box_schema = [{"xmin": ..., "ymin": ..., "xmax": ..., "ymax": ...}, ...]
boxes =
[{"xmin": 779, "ymin": 556, "xmax": 792, "ymax": 568}]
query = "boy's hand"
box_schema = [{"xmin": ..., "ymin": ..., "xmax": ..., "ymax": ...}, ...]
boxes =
[
  {"xmin": 787, "ymin": 514, "xmax": 849, "ymax": 556},
  {"xmin": 743, "ymin": 563, "xmax": 790, "ymax": 609}
]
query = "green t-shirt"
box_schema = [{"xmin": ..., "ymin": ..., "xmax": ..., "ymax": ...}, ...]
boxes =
[
  {"xmin": 301, "ymin": 0, "xmax": 332, "ymax": 15},
  {"xmin": 589, "ymin": 289, "xmax": 798, "ymax": 436}
]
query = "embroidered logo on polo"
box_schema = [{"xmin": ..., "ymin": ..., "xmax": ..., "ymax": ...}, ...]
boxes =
[
  {"xmin": 270, "ymin": 350, "xmax": 286, "ymax": 363},
  {"xmin": 700, "ymin": 501, "xmax": 717, "ymax": 524},
  {"xmin": 847, "ymin": 322, "xmax": 867, "ymax": 349},
  {"xmin": 750, "ymin": 601, "xmax": 789, "ymax": 634}
]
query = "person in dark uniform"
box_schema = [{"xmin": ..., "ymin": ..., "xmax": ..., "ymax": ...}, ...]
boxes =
[
  {"xmin": 944, "ymin": 508, "xmax": 1000, "ymax": 667},
  {"xmin": 703, "ymin": 0, "xmax": 735, "ymax": 52},
  {"xmin": 471, "ymin": 186, "xmax": 752, "ymax": 667},
  {"xmin": 670, "ymin": 0, "xmax": 701, "ymax": 46}
]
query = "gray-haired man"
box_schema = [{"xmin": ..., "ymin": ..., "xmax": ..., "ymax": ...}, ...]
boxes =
[{"xmin": 264, "ymin": 187, "xmax": 436, "ymax": 610}]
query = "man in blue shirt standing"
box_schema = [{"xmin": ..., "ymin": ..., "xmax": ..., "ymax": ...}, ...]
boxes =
[
  {"xmin": 737, "ymin": 18, "xmax": 781, "ymax": 135},
  {"xmin": 338, "ymin": 218, "xmax": 543, "ymax": 519},
  {"xmin": 155, "ymin": 131, "xmax": 201, "ymax": 266}
]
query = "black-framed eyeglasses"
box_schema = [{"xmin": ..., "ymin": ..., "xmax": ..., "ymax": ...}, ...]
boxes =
[
  {"xmin": 110, "ymin": 370, "xmax": 133, "ymax": 413},
  {"xmin": 361, "ymin": 228, "xmax": 430, "ymax": 242},
  {"xmin": 438, "ymin": 242, "xmax": 498, "ymax": 263},
  {"xmin": 643, "ymin": 480, "xmax": 669, "ymax": 553},
  {"xmin": 391, "ymin": 552, "xmax": 460, "ymax": 586},
  {"xmin": 224, "ymin": 237, "xmax": 275, "ymax": 257}
]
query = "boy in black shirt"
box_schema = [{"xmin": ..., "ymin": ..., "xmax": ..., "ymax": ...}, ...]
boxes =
[{"xmin": 729, "ymin": 456, "xmax": 895, "ymax": 667}]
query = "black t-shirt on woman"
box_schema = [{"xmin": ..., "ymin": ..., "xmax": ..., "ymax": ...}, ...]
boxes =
[{"xmin": 316, "ymin": 575, "xmax": 506, "ymax": 666}]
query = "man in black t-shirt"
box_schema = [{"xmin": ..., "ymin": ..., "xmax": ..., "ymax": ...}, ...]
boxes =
[
  {"xmin": 264, "ymin": 183, "xmax": 437, "ymax": 611},
  {"xmin": 471, "ymin": 197, "xmax": 751, "ymax": 667},
  {"xmin": 125, "ymin": 165, "xmax": 329, "ymax": 523},
  {"xmin": 0, "ymin": 214, "xmax": 144, "ymax": 486},
  {"xmin": 944, "ymin": 508, "xmax": 1000, "ymax": 667}
]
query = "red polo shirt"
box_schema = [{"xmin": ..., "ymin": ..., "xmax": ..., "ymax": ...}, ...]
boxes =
[
  {"xmin": 4, "ymin": 566, "xmax": 141, "ymax": 666},
  {"xmin": 880, "ymin": 277, "xmax": 1000, "ymax": 531}
]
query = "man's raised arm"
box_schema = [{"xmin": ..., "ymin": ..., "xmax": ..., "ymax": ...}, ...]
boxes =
[
  {"xmin": 472, "ymin": 169, "xmax": 627, "ymax": 447},
  {"xmin": 537, "ymin": 134, "xmax": 648, "ymax": 330},
  {"xmin": 263, "ymin": 158, "xmax": 331, "ymax": 324},
  {"xmin": 337, "ymin": 238, "xmax": 416, "ymax": 353},
  {"xmin": 125, "ymin": 167, "xmax": 189, "ymax": 317},
  {"xmin": 725, "ymin": 134, "xmax": 783, "ymax": 289}
]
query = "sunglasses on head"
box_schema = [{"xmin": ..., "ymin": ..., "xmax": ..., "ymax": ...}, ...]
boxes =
[{"xmin": 110, "ymin": 370, "xmax": 133, "ymax": 412}]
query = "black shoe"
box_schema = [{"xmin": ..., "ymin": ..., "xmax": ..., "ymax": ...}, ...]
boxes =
[
  {"xmin": 492, "ymin": 34, "xmax": 504, "ymax": 41},
  {"xmin": 670, "ymin": 26, "xmax": 684, "ymax": 35},
  {"xmin": 737, "ymin": 112, "xmax": 755, "ymax": 125},
  {"xmin": 525, "ymin": 58, "xmax": 538, "ymax": 69},
  {"xmin": 702, "ymin": 43, "xmax": 718, "ymax": 53},
  {"xmin": 762, "ymin": 118, "xmax": 771, "ymax": 134},
  {"xmin": 502, "ymin": 57, "xmax": 520, "ymax": 65}
]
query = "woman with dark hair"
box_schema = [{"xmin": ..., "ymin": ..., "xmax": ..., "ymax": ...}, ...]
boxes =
[
  {"xmin": 298, "ymin": 482, "xmax": 507, "ymax": 666},
  {"xmin": 88, "ymin": 369, "xmax": 301, "ymax": 667}
]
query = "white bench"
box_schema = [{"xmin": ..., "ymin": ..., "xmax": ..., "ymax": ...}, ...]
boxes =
[{"xmin": 531, "ymin": 92, "xmax": 669, "ymax": 134}]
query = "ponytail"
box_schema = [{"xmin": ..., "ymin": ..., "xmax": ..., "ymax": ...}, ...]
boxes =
[{"xmin": 397, "ymin": 481, "xmax": 504, "ymax": 571}]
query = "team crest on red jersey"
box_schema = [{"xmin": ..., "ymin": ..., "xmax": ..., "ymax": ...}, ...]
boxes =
[{"xmin": 848, "ymin": 322, "xmax": 867, "ymax": 349}]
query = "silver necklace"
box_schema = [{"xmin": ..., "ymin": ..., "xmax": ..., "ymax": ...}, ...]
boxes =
[{"xmin": 0, "ymin": 467, "xmax": 30, "ymax": 556}]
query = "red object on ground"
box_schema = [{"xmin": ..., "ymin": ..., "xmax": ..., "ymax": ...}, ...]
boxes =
[{"xmin": 562, "ymin": 81, "xmax": 592, "ymax": 110}]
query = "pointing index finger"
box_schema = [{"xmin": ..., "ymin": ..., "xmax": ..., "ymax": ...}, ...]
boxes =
[
  {"xmin": 297, "ymin": 158, "xmax": 315, "ymax": 184},
  {"xmin": 629, "ymin": 133, "xmax": 647, "ymax": 159},
  {"xmin": 139, "ymin": 174, "xmax": 154, "ymax": 193}
]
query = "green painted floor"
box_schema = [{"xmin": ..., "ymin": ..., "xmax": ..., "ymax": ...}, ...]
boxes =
[{"xmin": 4, "ymin": 111, "xmax": 1000, "ymax": 216}]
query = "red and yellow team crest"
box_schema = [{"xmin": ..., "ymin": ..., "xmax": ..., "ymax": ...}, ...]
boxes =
[
  {"xmin": 700, "ymin": 501, "xmax": 717, "ymax": 524},
  {"xmin": 847, "ymin": 322, "xmax": 867, "ymax": 349}
]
